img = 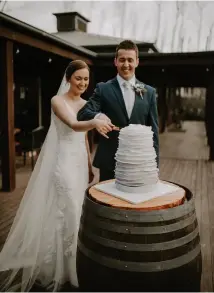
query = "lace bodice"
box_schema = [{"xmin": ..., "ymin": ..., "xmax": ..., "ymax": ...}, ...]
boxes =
[
  {"xmin": 52, "ymin": 111, "xmax": 85, "ymax": 145},
  {"xmin": 52, "ymin": 98, "xmax": 86, "ymax": 146}
]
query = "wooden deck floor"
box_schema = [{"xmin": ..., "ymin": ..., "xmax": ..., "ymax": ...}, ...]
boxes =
[
  {"xmin": 0, "ymin": 121, "xmax": 213, "ymax": 291},
  {"xmin": 159, "ymin": 121, "xmax": 213, "ymax": 292}
]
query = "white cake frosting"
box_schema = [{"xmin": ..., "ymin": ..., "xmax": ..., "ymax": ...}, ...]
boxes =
[{"xmin": 115, "ymin": 124, "xmax": 159, "ymax": 193}]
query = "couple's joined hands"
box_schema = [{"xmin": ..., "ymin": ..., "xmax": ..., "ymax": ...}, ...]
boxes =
[{"xmin": 93, "ymin": 113, "xmax": 119, "ymax": 138}]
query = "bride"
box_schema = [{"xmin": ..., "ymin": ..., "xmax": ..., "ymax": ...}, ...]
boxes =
[{"xmin": 0, "ymin": 60, "xmax": 116, "ymax": 292}]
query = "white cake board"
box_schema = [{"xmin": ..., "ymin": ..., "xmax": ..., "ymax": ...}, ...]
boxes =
[{"xmin": 94, "ymin": 180, "xmax": 181, "ymax": 205}]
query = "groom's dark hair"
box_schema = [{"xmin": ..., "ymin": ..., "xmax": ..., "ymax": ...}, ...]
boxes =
[{"xmin": 115, "ymin": 40, "xmax": 139, "ymax": 58}]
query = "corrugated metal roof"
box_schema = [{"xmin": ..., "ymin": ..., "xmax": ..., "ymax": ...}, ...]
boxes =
[
  {"xmin": 53, "ymin": 30, "xmax": 143, "ymax": 47},
  {"xmin": 0, "ymin": 12, "xmax": 97, "ymax": 58}
]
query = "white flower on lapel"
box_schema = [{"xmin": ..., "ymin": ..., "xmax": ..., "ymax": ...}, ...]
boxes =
[{"xmin": 131, "ymin": 83, "xmax": 147, "ymax": 99}]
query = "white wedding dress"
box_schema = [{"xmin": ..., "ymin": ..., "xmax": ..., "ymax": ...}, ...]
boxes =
[{"xmin": 0, "ymin": 100, "xmax": 88, "ymax": 291}]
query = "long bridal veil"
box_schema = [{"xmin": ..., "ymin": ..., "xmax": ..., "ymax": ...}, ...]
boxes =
[{"xmin": 0, "ymin": 74, "xmax": 69, "ymax": 292}]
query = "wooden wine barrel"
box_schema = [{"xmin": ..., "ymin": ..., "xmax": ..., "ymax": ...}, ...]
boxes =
[{"xmin": 77, "ymin": 181, "xmax": 202, "ymax": 292}]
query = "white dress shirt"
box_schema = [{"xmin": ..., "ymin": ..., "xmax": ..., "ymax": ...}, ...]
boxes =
[
  {"xmin": 95, "ymin": 74, "xmax": 136, "ymax": 119},
  {"xmin": 116, "ymin": 74, "xmax": 136, "ymax": 96},
  {"xmin": 117, "ymin": 74, "xmax": 136, "ymax": 117}
]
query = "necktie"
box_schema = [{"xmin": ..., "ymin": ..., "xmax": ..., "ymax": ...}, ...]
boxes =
[{"xmin": 123, "ymin": 82, "xmax": 134, "ymax": 118}]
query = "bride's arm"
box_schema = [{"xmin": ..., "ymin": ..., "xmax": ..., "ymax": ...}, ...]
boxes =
[{"xmin": 51, "ymin": 96, "xmax": 113, "ymax": 135}]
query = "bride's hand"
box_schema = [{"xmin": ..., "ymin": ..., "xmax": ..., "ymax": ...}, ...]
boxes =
[
  {"xmin": 96, "ymin": 113, "xmax": 111, "ymax": 123},
  {"xmin": 95, "ymin": 114, "xmax": 120, "ymax": 132},
  {"xmin": 93, "ymin": 119, "xmax": 115, "ymax": 138}
]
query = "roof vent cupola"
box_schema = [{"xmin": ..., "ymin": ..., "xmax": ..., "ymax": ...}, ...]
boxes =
[{"xmin": 53, "ymin": 12, "xmax": 90, "ymax": 33}]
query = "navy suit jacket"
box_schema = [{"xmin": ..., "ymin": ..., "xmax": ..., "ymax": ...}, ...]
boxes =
[{"xmin": 77, "ymin": 77, "xmax": 159, "ymax": 171}]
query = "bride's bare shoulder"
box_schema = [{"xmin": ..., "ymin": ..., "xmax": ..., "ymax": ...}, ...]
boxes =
[
  {"xmin": 51, "ymin": 96, "xmax": 65, "ymax": 111},
  {"xmin": 80, "ymin": 98, "xmax": 87, "ymax": 107},
  {"xmin": 51, "ymin": 95, "xmax": 63, "ymax": 105}
]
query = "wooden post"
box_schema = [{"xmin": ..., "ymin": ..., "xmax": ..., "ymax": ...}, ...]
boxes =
[
  {"xmin": 205, "ymin": 87, "xmax": 209, "ymax": 146},
  {"xmin": 206, "ymin": 79, "xmax": 214, "ymax": 161},
  {"xmin": 157, "ymin": 87, "xmax": 167, "ymax": 133},
  {"xmin": 166, "ymin": 87, "xmax": 172, "ymax": 127},
  {"xmin": 0, "ymin": 39, "xmax": 16, "ymax": 191}
]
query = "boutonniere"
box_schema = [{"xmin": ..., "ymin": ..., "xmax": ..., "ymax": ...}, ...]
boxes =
[{"xmin": 131, "ymin": 83, "xmax": 147, "ymax": 99}]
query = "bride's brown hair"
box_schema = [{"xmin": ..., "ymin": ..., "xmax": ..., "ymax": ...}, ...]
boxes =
[{"xmin": 65, "ymin": 60, "xmax": 90, "ymax": 82}]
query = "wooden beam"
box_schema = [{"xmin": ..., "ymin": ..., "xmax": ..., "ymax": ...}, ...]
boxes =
[
  {"xmin": 0, "ymin": 27, "xmax": 93, "ymax": 65},
  {"xmin": 139, "ymin": 60, "xmax": 213, "ymax": 66},
  {"xmin": 0, "ymin": 39, "xmax": 16, "ymax": 191}
]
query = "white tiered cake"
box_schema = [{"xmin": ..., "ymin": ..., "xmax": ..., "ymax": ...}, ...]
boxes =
[
  {"xmin": 115, "ymin": 124, "xmax": 159, "ymax": 193},
  {"xmin": 94, "ymin": 124, "xmax": 181, "ymax": 204}
]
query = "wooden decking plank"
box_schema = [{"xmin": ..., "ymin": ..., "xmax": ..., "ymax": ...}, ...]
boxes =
[
  {"xmin": 207, "ymin": 161, "xmax": 214, "ymax": 291},
  {"xmin": 199, "ymin": 161, "xmax": 213, "ymax": 292}
]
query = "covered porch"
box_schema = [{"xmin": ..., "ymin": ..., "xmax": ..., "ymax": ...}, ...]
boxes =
[{"xmin": 0, "ymin": 12, "xmax": 95, "ymax": 192}]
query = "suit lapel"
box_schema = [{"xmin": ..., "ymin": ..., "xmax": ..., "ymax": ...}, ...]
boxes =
[
  {"xmin": 110, "ymin": 77, "xmax": 129, "ymax": 120},
  {"xmin": 130, "ymin": 79, "xmax": 147, "ymax": 120}
]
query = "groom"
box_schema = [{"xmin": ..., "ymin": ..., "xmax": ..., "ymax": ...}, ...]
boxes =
[{"xmin": 77, "ymin": 40, "xmax": 159, "ymax": 181}]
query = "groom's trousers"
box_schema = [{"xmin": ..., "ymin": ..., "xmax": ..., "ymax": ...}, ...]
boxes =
[{"xmin": 99, "ymin": 168, "xmax": 115, "ymax": 182}]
